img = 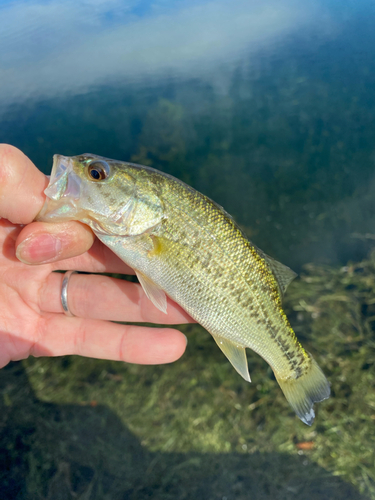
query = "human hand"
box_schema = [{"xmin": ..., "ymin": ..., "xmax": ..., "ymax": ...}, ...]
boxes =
[{"xmin": 0, "ymin": 145, "xmax": 190, "ymax": 368}]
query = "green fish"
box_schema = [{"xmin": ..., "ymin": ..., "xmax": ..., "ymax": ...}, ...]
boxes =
[{"xmin": 37, "ymin": 154, "xmax": 330, "ymax": 425}]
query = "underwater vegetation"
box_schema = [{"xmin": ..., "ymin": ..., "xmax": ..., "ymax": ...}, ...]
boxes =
[{"xmin": 1, "ymin": 250, "xmax": 375, "ymax": 499}]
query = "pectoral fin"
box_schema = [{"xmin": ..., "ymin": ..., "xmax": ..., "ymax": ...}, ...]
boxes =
[
  {"xmin": 211, "ymin": 334, "xmax": 251, "ymax": 382},
  {"xmin": 135, "ymin": 271, "xmax": 168, "ymax": 314}
]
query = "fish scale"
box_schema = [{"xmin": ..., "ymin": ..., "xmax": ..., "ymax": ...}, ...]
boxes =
[
  {"xmin": 154, "ymin": 214, "xmax": 298, "ymax": 371},
  {"xmin": 37, "ymin": 153, "xmax": 331, "ymax": 425},
  {"xmin": 154, "ymin": 186, "xmax": 295, "ymax": 344}
]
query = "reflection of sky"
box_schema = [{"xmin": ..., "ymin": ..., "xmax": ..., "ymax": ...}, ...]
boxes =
[{"xmin": 0, "ymin": 0, "xmax": 328, "ymax": 106}]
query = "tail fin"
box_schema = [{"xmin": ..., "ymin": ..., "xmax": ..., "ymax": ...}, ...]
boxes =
[{"xmin": 275, "ymin": 354, "xmax": 330, "ymax": 426}]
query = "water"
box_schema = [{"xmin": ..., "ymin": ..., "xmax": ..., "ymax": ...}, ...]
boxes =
[
  {"xmin": 1, "ymin": 1, "xmax": 375, "ymax": 498},
  {"xmin": 2, "ymin": 0, "xmax": 375, "ymax": 270}
]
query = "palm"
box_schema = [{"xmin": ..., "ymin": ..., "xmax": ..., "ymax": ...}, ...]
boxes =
[{"xmin": 0, "ymin": 221, "xmax": 50, "ymax": 366}]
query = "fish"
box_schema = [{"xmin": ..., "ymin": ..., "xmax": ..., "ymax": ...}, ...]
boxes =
[{"xmin": 37, "ymin": 153, "xmax": 330, "ymax": 425}]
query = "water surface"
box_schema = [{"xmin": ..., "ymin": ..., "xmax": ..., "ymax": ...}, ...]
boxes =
[{"xmin": 1, "ymin": 0, "xmax": 375, "ymax": 269}]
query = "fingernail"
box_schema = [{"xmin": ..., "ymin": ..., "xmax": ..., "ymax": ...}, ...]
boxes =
[
  {"xmin": 16, "ymin": 233, "xmax": 62, "ymax": 264},
  {"xmin": 184, "ymin": 334, "xmax": 188, "ymax": 346}
]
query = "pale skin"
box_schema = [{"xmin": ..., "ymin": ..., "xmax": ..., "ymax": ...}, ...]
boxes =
[{"xmin": 0, "ymin": 144, "xmax": 190, "ymax": 369}]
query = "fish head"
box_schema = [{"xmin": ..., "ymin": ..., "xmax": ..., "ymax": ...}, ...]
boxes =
[{"xmin": 37, "ymin": 154, "xmax": 164, "ymax": 236}]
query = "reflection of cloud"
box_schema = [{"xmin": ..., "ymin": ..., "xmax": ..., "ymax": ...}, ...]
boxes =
[{"xmin": 0, "ymin": 0, "xmax": 325, "ymax": 106}]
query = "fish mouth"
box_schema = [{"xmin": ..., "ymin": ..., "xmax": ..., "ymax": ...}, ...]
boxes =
[{"xmin": 36, "ymin": 154, "xmax": 82, "ymax": 222}]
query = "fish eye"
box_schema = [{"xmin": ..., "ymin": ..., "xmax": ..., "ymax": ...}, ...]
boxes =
[{"xmin": 87, "ymin": 160, "xmax": 110, "ymax": 181}]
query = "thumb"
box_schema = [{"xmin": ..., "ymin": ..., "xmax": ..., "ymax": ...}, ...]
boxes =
[{"xmin": 0, "ymin": 144, "xmax": 48, "ymax": 224}]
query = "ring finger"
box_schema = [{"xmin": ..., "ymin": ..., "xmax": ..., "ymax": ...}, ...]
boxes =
[{"xmin": 39, "ymin": 272, "xmax": 193, "ymax": 324}]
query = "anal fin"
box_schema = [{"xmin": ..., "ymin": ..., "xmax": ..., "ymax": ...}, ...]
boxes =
[
  {"xmin": 135, "ymin": 271, "xmax": 168, "ymax": 314},
  {"xmin": 212, "ymin": 334, "xmax": 251, "ymax": 382}
]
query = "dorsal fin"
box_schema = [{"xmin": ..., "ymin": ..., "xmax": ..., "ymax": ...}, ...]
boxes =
[{"xmin": 262, "ymin": 253, "xmax": 297, "ymax": 296}]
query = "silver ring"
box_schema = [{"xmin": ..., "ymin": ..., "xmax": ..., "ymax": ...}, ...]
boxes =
[{"xmin": 61, "ymin": 270, "xmax": 78, "ymax": 317}]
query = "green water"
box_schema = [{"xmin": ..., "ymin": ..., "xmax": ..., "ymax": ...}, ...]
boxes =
[
  {"xmin": 1, "ymin": 0, "xmax": 375, "ymax": 498},
  {"xmin": 2, "ymin": 1, "xmax": 375, "ymax": 270}
]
